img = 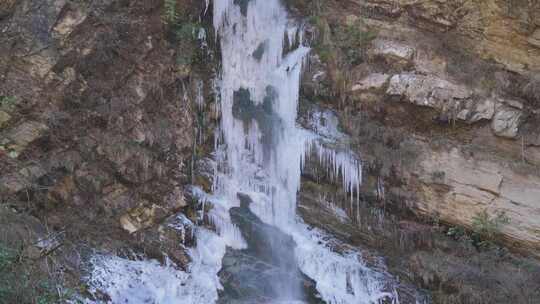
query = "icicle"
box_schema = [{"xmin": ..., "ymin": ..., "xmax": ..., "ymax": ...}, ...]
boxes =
[
  {"xmin": 204, "ymin": 0, "xmax": 210, "ymax": 16},
  {"xmin": 194, "ymin": 79, "xmax": 205, "ymax": 110}
]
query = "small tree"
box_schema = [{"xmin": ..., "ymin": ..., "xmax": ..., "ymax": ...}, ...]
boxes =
[{"xmin": 471, "ymin": 210, "xmax": 510, "ymax": 247}]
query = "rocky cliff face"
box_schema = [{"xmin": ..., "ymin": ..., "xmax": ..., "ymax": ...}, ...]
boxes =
[
  {"xmin": 1, "ymin": 0, "xmax": 539, "ymax": 302},
  {"xmin": 0, "ymin": 0, "xmax": 212, "ymax": 299},
  {"xmin": 293, "ymin": 0, "xmax": 540, "ymax": 257}
]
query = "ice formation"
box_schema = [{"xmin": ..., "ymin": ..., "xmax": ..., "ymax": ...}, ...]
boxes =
[
  {"xmin": 293, "ymin": 222, "xmax": 395, "ymax": 304},
  {"xmin": 86, "ymin": 228, "xmax": 227, "ymax": 304},
  {"xmin": 86, "ymin": 0, "xmax": 398, "ymax": 303},
  {"xmin": 208, "ymin": 0, "xmax": 393, "ymax": 303}
]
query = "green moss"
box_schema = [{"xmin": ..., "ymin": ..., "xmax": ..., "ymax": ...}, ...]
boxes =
[
  {"xmin": 471, "ymin": 210, "xmax": 510, "ymax": 248},
  {"xmin": 0, "ymin": 96, "xmax": 17, "ymax": 111},
  {"xmin": 162, "ymin": 0, "xmax": 179, "ymax": 25}
]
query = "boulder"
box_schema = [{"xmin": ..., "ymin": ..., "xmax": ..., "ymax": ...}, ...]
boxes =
[
  {"xmin": 120, "ymin": 202, "xmax": 169, "ymax": 234},
  {"xmin": 491, "ymin": 105, "xmax": 522, "ymax": 138},
  {"xmin": 371, "ymin": 39, "xmax": 415, "ymax": 67},
  {"xmin": 457, "ymin": 98, "xmax": 496, "ymax": 123},
  {"xmin": 351, "ymin": 73, "xmax": 390, "ymax": 92},
  {"xmin": 387, "ymin": 73, "xmax": 471, "ymax": 109}
]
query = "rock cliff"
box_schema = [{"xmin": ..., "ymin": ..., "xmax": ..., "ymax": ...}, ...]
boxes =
[
  {"xmin": 293, "ymin": 0, "xmax": 540, "ymax": 257},
  {"xmin": 1, "ymin": 0, "xmax": 539, "ymax": 302}
]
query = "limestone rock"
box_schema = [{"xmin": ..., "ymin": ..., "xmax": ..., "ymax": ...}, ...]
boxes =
[
  {"xmin": 415, "ymin": 146, "xmax": 540, "ymax": 255},
  {"xmin": 491, "ymin": 105, "xmax": 522, "ymax": 138},
  {"xmin": 371, "ymin": 39, "xmax": 415, "ymax": 67},
  {"xmin": 527, "ymin": 29, "xmax": 540, "ymax": 49},
  {"xmin": 457, "ymin": 98, "xmax": 496, "ymax": 123},
  {"xmin": 469, "ymin": 98, "xmax": 496, "ymax": 122},
  {"xmin": 387, "ymin": 73, "xmax": 471, "ymax": 110},
  {"xmin": 525, "ymin": 147, "xmax": 540, "ymax": 166},
  {"xmin": 351, "ymin": 73, "xmax": 390, "ymax": 92},
  {"xmin": 120, "ymin": 202, "xmax": 168, "ymax": 234},
  {"xmin": 363, "ymin": 0, "xmax": 403, "ymax": 17}
]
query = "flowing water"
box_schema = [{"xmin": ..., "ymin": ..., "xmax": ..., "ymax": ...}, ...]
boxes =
[{"xmin": 85, "ymin": 0, "xmax": 412, "ymax": 303}]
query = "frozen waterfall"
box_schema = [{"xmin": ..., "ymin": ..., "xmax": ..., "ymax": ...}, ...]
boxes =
[{"xmin": 85, "ymin": 1, "xmax": 400, "ymax": 303}]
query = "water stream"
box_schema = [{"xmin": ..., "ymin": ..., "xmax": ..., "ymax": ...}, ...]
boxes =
[{"xmin": 85, "ymin": 1, "xmax": 410, "ymax": 303}]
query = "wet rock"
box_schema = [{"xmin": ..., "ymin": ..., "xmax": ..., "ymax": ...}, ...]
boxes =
[
  {"xmin": 371, "ymin": 39, "xmax": 415, "ymax": 68},
  {"xmin": 0, "ymin": 111, "xmax": 11, "ymax": 128},
  {"xmin": 120, "ymin": 201, "xmax": 169, "ymax": 234},
  {"xmin": 220, "ymin": 194, "xmax": 322, "ymax": 303},
  {"xmin": 164, "ymin": 187, "xmax": 188, "ymax": 210},
  {"xmin": 351, "ymin": 73, "xmax": 390, "ymax": 92},
  {"xmin": 491, "ymin": 105, "xmax": 522, "ymax": 138},
  {"xmin": 132, "ymin": 214, "xmax": 194, "ymax": 268}
]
